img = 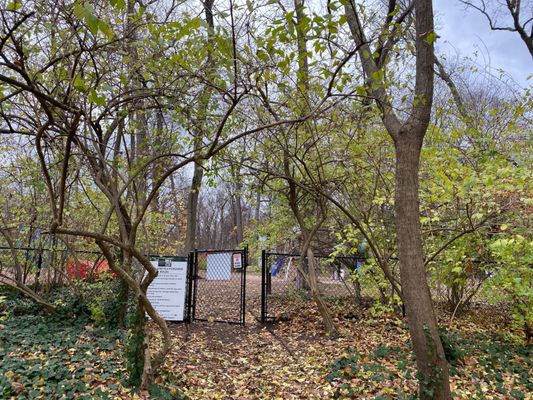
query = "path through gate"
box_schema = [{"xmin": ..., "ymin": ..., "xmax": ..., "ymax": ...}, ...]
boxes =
[{"xmin": 190, "ymin": 248, "xmax": 248, "ymax": 325}]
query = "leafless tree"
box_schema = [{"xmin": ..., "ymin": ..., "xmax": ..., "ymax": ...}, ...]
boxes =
[{"xmin": 460, "ymin": 0, "xmax": 533, "ymax": 57}]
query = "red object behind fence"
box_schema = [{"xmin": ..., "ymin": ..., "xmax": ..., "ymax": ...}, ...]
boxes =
[{"xmin": 66, "ymin": 259, "xmax": 110, "ymax": 280}]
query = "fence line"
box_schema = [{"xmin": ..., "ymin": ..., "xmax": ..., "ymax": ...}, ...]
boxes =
[{"xmin": 261, "ymin": 251, "xmax": 368, "ymax": 322}]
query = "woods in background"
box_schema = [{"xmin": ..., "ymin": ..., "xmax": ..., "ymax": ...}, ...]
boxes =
[{"xmin": 0, "ymin": 0, "xmax": 531, "ymax": 396}]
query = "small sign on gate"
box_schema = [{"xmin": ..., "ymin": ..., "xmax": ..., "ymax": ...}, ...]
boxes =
[{"xmin": 233, "ymin": 252, "xmax": 242, "ymax": 269}]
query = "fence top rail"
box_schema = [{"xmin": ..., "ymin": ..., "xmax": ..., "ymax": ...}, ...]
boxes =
[
  {"xmin": 0, "ymin": 247, "xmax": 194, "ymax": 261},
  {"xmin": 148, "ymin": 254, "xmax": 188, "ymax": 260},
  {"xmin": 0, "ymin": 246, "xmax": 103, "ymax": 255},
  {"xmin": 264, "ymin": 251, "xmax": 368, "ymax": 261},
  {"xmin": 194, "ymin": 248, "xmax": 247, "ymax": 254}
]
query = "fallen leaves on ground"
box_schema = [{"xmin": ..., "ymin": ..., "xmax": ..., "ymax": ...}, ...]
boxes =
[
  {"xmin": 1, "ymin": 296, "xmax": 530, "ymax": 399},
  {"xmin": 158, "ymin": 301, "xmax": 531, "ymax": 399}
]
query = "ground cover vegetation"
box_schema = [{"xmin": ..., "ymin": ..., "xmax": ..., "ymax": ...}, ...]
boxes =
[{"xmin": 0, "ymin": 0, "xmax": 531, "ymax": 398}]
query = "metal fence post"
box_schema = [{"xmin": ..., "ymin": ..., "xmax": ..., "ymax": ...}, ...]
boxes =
[
  {"xmin": 242, "ymin": 246, "xmax": 248, "ymax": 325},
  {"xmin": 192, "ymin": 249, "xmax": 198, "ymax": 321},
  {"xmin": 186, "ymin": 251, "xmax": 194, "ymax": 323},
  {"xmin": 34, "ymin": 250, "xmax": 43, "ymax": 292},
  {"xmin": 261, "ymin": 249, "xmax": 266, "ymax": 323},
  {"xmin": 266, "ymin": 253, "xmax": 272, "ymax": 295}
]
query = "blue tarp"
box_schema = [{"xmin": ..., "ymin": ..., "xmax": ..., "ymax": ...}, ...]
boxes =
[{"xmin": 271, "ymin": 256, "xmax": 285, "ymax": 276}]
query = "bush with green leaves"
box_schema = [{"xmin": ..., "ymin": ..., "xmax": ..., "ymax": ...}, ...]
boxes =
[
  {"xmin": 326, "ymin": 331, "xmax": 531, "ymax": 399},
  {"xmin": 431, "ymin": 234, "xmax": 493, "ymax": 312},
  {"xmin": 438, "ymin": 327, "xmax": 466, "ymax": 366},
  {"xmin": 45, "ymin": 279, "xmax": 125, "ymax": 326},
  {"xmin": 0, "ymin": 286, "xmax": 43, "ymax": 318},
  {"xmin": 0, "ymin": 311, "xmax": 126, "ymax": 399},
  {"xmin": 484, "ymin": 234, "xmax": 533, "ymax": 342}
]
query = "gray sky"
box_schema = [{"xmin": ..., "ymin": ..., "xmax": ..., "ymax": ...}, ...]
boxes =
[{"xmin": 434, "ymin": 0, "xmax": 532, "ymax": 88}]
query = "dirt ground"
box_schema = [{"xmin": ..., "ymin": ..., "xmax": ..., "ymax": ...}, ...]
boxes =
[
  {"xmin": 163, "ymin": 305, "xmax": 349, "ymax": 399},
  {"xmin": 162, "ymin": 273, "xmax": 355, "ymax": 399},
  {"xmin": 154, "ymin": 273, "xmax": 530, "ymax": 400}
]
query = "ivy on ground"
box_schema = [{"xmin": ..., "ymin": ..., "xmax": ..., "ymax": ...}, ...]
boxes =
[
  {"xmin": 0, "ymin": 286, "xmax": 184, "ymax": 400},
  {"xmin": 0, "ymin": 313, "xmax": 127, "ymax": 399},
  {"xmin": 326, "ymin": 329, "xmax": 532, "ymax": 399}
]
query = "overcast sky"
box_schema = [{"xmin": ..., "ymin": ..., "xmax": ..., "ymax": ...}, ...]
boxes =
[{"xmin": 434, "ymin": 0, "xmax": 532, "ymax": 88}]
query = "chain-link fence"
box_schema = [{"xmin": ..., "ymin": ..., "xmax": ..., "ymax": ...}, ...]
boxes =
[
  {"xmin": 261, "ymin": 251, "xmax": 366, "ymax": 322},
  {"xmin": 0, "ymin": 246, "xmax": 106, "ymax": 289},
  {"xmin": 1, "ymin": 246, "xmax": 254, "ymax": 325},
  {"xmin": 3, "ymin": 245, "xmax": 367, "ymax": 325}
]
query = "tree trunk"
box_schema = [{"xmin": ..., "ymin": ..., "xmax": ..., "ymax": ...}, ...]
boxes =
[
  {"xmin": 117, "ymin": 201, "xmax": 134, "ymax": 325},
  {"xmin": 353, "ymin": 277, "xmax": 362, "ymax": 305},
  {"xmin": 395, "ymin": 136, "xmax": 451, "ymax": 399},
  {"xmin": 234, "ymin": 179, "xmax": 244, "ymax": 245},
  {"xmin": 185, "ymin": 164, "xmax": 203, "ymax": 252},
  {"xmin": 115, "ymin": 248, "xmax": 128, "ymax": 326},
  {"xmin": 184, "ymin": 0, "xmax": 214, "ymax": 253},
  {"xmin": 344, "ymin": 0, "xmax": 451, "ymax": 396},
  {"xmin": 94, "ymin": 240, "xmax": 172, "ymax": 390},
  {"xmin": 307, "ymin": 248, "xmax": 337, "ymax": 336},
  {"xmin": 295, "ymin": 256, "xmax": 308, "ymax": 291}
]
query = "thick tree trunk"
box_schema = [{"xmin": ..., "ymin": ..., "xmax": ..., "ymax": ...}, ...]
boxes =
[
  {"xmin": 395, "ymin": 136, "xmax": 451, "ymax": 399},
  {"xmin": 184, "ymin": 0, "xmax": 214, "ymax": 253},
  {"xmin": 185, "ymin": 164, "xmax": 203, "ymax": 253},
  {"xmin": 344, "ymin": 0, "xmax": 451, "ymax": 396}
]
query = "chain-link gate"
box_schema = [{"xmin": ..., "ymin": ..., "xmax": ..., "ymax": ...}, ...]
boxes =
[{"xmin": 190, "ymin": 248, "xmax": 248, "ymax": 325}]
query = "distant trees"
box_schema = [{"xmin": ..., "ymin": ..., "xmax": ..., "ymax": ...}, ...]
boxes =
[
  {"xmin": 184, "ymin": 0, "xmax": 215, "ymax": 254},
  {"xmin": 1, "ymin": 0, "xmax": 531, "ymax": 396}
]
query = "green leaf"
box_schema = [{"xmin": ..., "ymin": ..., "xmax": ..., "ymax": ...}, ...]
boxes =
[
  {"xmin": 189, "ymin": 17, "xmax": 202, "ymax": 30},
  {"xmin": 110, "ymin": 0, "xmax": 126, "ymax": 10},
  {"xmin": 73, "ymin": 2, "xmax": 100, "ymax": 35},
  {"xmin": 98, "ymin": 20, "xmax": 114, "ymax": 39},
  {"xmin": 73, "ymin": 76, "xmax": 88, "ymax": 91},
  {"xmin": 7, "ymin": 0, "xmax": 22, "ymax": 10},
  {"xmin": 257, "ymin": 49, "xmax": 269, "ymax": 62},
  {"xmin": 339, "ymin": 15, "xmax": 348, "ymax": 25},
  {"xmin": 246, "ymin": 0, "xmax": 253, "ymax": 12},
  {"xmin": 86, "ymin": 14, "xmax": 99, "ymax": 35},
  {"xmin": 370, "ymin": 69, "xmax": 384, "ymax": 82},
  {"xmin": 88, "ymin": 89, "xmax": 106, "ymax": 106},
  {"xmin": 425, "ymin": 31, "xmax": 439, "ymax": 45}
]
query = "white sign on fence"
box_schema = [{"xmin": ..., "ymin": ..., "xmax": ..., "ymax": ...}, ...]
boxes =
[
  {"xmin": 206, "ymin": 252, "xmax": 232, "ymax": 280},
  {"xmin": 147, "ymin": 259, "xmax": 187, "ymax": 321},
  {"xmin": 233, "ymin": 252, "xmax": 242, "ymax": 269}
]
